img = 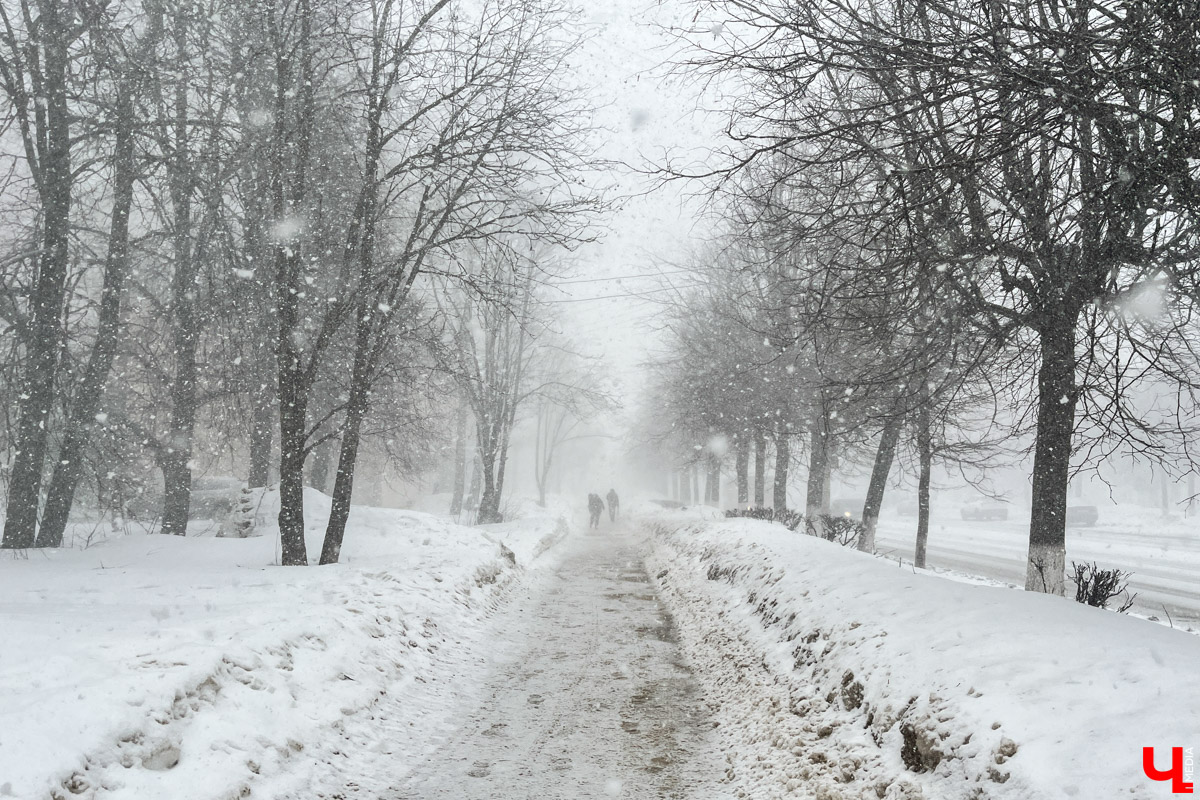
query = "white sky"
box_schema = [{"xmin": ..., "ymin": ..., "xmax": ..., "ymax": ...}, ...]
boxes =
[{"xmin": 550, "ymin": 0, "xmax": 726, "ymax": 397}]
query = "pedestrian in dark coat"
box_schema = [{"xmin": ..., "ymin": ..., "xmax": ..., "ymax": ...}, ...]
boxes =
[{"xmin": 588, "ymin": 493, "xmax": 605, "ymax": 529}]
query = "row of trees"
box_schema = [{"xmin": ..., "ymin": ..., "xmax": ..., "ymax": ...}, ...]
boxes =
[
  {"xmin": 648, "ymin": 0, "xmax": 1200, "ymax": 594},
  {"xmin": 0, "ymin": 0, "xmax": 602, "ymax": 562},
  {"xmin": 431, "ymin": 247, "xmax": 610, "ymax": 523}
]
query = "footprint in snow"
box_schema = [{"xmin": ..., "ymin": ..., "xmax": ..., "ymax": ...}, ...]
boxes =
[{"xmin": 481, "ymin": 722, "xmax": 508, "ymax": 737}]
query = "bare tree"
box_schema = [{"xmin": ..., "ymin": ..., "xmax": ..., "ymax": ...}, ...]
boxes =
[
  {"xmin": 531, "ymin": 349, "xmax": 609, "ymax": 508},
  {"xmin": 0, "ymin": 0, "xmax": 83, "ymax": 548},
  {"xmin": 675, "ymin": 0, "xmax": 1200, "ymax": 594},
  {"xmin": 436, "ymin": 247, "xmax": 543, "ymax": 524},
  {"xmin": 36, "ymin": 23, "xmax": 155, "ymax": 547},
  {"xmin": 314, "ymin": 0, "xmax": 601, "ymax": 562}
]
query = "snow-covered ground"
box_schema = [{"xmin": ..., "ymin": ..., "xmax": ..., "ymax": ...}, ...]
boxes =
[
  {"xmin": 391, "ymin": 520, "xmax": 725, "ymax": 799},
  {"xmin": 0, "ymin": 490, "xmax": 570, "ymax": 800},
  {"xmin": 645, "ymin": 511, "xmax": 1200, "ymax": 799},
  {"xmin": 9, "ymin": 499, "xmax": 1198, "ymax": 799},
  {"xmin": 874, "ymin": 505, "xmax": 1200, "ymax": 629}
]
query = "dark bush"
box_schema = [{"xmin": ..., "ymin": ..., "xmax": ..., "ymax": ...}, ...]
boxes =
[
  {"xmin": 1070, "ymin": 561, "xmax": 1136, "ymax": 613},
  {"xmin": 725, "ymin": 506, "xmax": 805, "ymax": 531},
  {"xmin": 725, "ymin": 508, "xmax": 864, "ymax": 546},
  {"xmin": 817, "ymin": 514, "xmax": 864, "ymax": 548},
  {"xmin": 725, "ymin": 506, "xmax": 773, "ymax": 521}
]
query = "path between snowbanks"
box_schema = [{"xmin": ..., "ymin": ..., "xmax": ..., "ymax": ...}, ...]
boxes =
[
  {"xmin": 644, "ymin": 513, "xmax": 1200, "ymax": 800},
  {"xmin": 389, "ymin": 520, "xmax": 725, "ymax": 799},
  {"xmin": 0, "ymin": 491, "xmax": 569, "ymax": 800}
]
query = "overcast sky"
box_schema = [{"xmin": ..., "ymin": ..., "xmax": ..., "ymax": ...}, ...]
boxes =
[{"xmin": 551, "ymin": 0, "xmax": 725, "ymax": 396}]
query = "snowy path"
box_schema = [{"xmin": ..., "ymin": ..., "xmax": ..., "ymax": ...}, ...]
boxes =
[{"xmin": 389, "ymin": 522, "xmax": 723, "ymax": 799}]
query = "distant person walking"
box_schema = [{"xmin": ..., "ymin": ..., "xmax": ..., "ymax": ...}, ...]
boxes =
[
  {"xmin": 587, "ymin": 493, "xmax": 605, "ymax": 529},
  {"xmin": 606, "ymin": 489, "xmax": 619, "ymax": 522}
]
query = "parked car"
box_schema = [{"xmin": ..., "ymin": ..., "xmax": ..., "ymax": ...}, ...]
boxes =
[
  {"xmin": 1066, "ymin": 505, "xmax": 1099, "ymax": 527},
  {"xmin": 960, "ymin": 500, "xmax": 1009, "ymax": 521}
]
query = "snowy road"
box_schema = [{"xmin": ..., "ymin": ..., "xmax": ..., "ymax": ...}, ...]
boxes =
[
  {"xmin": 389, "ymin": 523, "xmax": 723, "ymax": 799},
  {"xmin": 874, "ymin": 513, "xmax": 1200, "ymax": 629}
]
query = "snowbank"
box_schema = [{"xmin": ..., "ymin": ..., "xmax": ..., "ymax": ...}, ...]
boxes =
[
  {"xmin": 645, "ymin": 514, "xmax": 1200, "ymax": 800},
  {"xmin": 0, "ymin": 490, "xmax": 569, "ymax": 800}
]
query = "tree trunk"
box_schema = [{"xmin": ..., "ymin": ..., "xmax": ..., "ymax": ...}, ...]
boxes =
[
  {"xmin": 477, "ymin": 419, "xmax": 506, "ymax": 525},
  {"xmin": 308, "ymin": 437, "xmax": 334, "ymax": 493},
  {"xmin": 858, "ymin": 415, "xmax": 903, "ymax": 553},
  {"xmin": 1025, "ymin": 320, "xmax": 1078, "ymax": 595},
  {"xmin": 277, "ymin": 367, "xmax": 309, "ymax": 564},
  {"xmin": 915, "ymin": 401, "xmax": 933, "ymax": 569},
  {"xmin": 319, "ymin": 417, "xmax": 364, "ymax": 564},
  {"xmin": 270, "ymin": 0, "xmax": 315, "ymax": 565},
  {"xmin": 680, "ymin": 466, "xmax": 692, "ymax": 505},
  {"xmin": 805, "ymin": 412, "xmax": 830, "ymax": 537},
  {"xmin": 36, "ymin": 88, "xmax": 138, "ymax": 548},
  {"xmin": 706, "ymin": 453, "xmax": 721, "ymax": 506},
  {"xmin": 772, "ymin": 433, "xmax": 789, "ymax": 510},
  {"xmin": 361, "ymin": 452, "xmax": 384, "ymax": 506},
  {"xmin": 821, "ymin": 456, "xmax": 832, "ymax": 511},
  {"xmin": 237, "ymin": 33, "xmax": 276, "ymax": 493},
  {"xmin": 159, "ymin": 371, "xmax": 198, "ymax": 537},
  {"xmin": 735, "ymin": 435, "xmax": 750, "ymax": 506},
  {"xmin": 476, "ymin": 446, "xmax": 501, "ymax": 523},
  {"xmin": 248, "ymin": 385, "xmax": 274, "ymax": 488},
  {"xmin": 491, "ymin": 392, "xmax": 521, "ymax": 519},
  {"xmin": 160, "ymin": 454, "xmax": 191, "ymax": 537},
  {"xmin": 753, "ymin": 429, "xmax": 767, "ymax": 506},
  {"xmin": 450, "ymin": 403, "xmax": 467, "ymax": 514},
  {"xmin": 691, "ymin": 464, "xmax": 700, "ymax": 506},
  {"xmin": 320, "ymin": 330, "xmax": 373, "ymax": 563},
  {"xmin": 2, "ymin": 6, "xmax": 73, "ymax": 550},
  {"xmin": 491, "ymin": 448, "xmax": 510, "ymax": 520},
  {"xmin": 466, "ymin": 447, "xmax": 482, "ymax": 516},
  {"xmin": 160, "ymin": 5, "xmax": 201, "ymax": 538},
  {"xmin": 275, "ymin": 300, "xmax": 311, "ymax": 562}
]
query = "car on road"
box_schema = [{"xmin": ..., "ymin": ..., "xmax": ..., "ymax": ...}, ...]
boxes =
[
  {"xmin": 829, "ymin": 497, "xmax": 865, "ymax": 519},
  {"xmin": 960, "ymin": 500, "xmax": 1009, "ymax": 521},
  {"xmin": 1066, "ymin": 505, "xmax": 1099, "ymax": 527}
]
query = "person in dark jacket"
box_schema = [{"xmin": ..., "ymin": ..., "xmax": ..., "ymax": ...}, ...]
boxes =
[
  {"xmin": 606, "ymin": 489, "xmax": 619, "ymax": 522},
  {"xmin": 587, "ymin": 493, "xmax": 605, "ymax": 529}
]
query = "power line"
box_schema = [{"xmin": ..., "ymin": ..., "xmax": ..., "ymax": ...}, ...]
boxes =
[
  {"xmin": 549, "ymin": 268, "xmax": 697, "ymax": 286},
  {"xmin": 543, "ymin": 284, "xmax": 702, "ymax": 304}
]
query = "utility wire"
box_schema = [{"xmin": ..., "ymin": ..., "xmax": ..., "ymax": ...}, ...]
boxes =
[
  {"xmin": 549, "ymin": 268, "xmax": 697, "ymax": 286},
  {"xmin": 542, "ymin": 283, "xmax": 704, "ymax": 304}
]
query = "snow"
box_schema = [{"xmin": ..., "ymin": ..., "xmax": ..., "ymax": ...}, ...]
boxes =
[
  {"xmin": 8, "ymin": 500, "xmax": 1198, "ymax": 799},
  {"xmin": 874, "ymin": 504, "xmax": 1200, "ymax": 629},
  {"xmin": 0, "ymin": 490, "xmax": 569, "ymax": 800},
  {"xmin": 390, "ymin": 522, "xmax": 725, "ymax": 798},
  {"xmin": 644, "ymin": 513, "xmax": 1200, "ymax": 799}
]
